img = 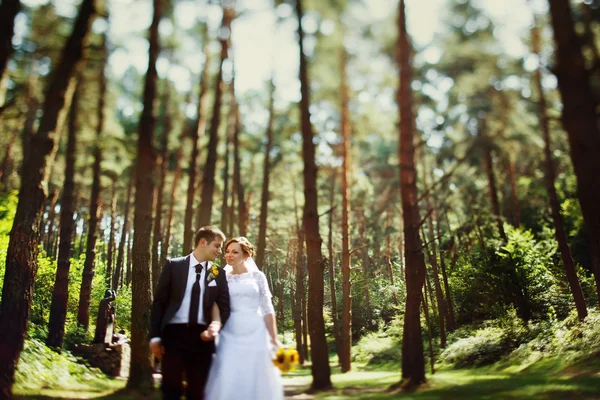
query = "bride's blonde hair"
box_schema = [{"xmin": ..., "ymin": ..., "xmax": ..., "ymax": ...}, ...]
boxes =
[{"xmin": 224, "ymin": 236, "xmax": 255, "ymax": 258}]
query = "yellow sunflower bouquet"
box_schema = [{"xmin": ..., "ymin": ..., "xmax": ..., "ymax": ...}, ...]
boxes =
[{"xmin": 273, "ymin": 347, "xmax": 300, "ymax": 373}]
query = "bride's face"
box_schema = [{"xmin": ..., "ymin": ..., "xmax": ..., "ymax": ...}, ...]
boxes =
[{"xmin": 225, "ymin": 242, "xmax": 245, "ymax": 267}]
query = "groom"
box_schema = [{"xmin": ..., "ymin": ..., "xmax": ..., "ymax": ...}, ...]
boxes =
[{"xmin": 150, "ymin": 226, "xmax": 231, "ymax": 400}]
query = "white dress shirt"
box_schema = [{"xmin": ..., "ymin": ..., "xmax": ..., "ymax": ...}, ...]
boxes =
[{"xmin": 169, "ymin": 253, "xmax": 209, "ymax": 325}]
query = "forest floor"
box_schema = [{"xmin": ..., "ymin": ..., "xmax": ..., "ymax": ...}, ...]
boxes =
[{"xmin": 13, "ymin": 356, "xmax": 600, "ymax": 399}]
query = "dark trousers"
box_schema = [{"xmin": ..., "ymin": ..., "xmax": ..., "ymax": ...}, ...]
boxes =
[{"xmin": 161, "ymin": 324, "xmax": 214, "ymax": 400}]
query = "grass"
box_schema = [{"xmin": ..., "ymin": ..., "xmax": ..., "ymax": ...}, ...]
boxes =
[
  {"xmin": 12, "ymin": 352, "xmax": 600, "ymax": 399},
  {"xmin": 281, "ymin": 356, "xmax": 600, "ymax": 400}
]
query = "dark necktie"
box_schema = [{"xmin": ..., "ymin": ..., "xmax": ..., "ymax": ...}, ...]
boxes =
[{"xmin": 188, "ymin": 262, "xmax": 203, "ymax": 326}]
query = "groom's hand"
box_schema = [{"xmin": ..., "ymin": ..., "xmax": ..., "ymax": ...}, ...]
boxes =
[{"xmin": 150, "ymin": 339, "xmax": 165, "ymax": 360}]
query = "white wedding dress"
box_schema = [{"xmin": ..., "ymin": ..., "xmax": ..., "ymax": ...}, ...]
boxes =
[{"xmin": 204, "ymin": 270, "xmax": 283, "ymax": 400}]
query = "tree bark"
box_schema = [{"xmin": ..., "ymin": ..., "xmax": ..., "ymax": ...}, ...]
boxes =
[
  {"xmin": 422, "ymin": 159, "xmax": 447, "ymax": 348},
  {"xmin": 126, "ymin": 0, "xmax": 161, "ymax": 390},
  {"xmin": 220, "ymin": 87, "xmax": 234, "ymax": 237},
  {"xmin": 183, "ymin": 35, "xmax": 210, "ymax": 253},
  {"xmin": 0, "ymin": 0, "xmax": 96, "ymax": 396},
  {"xmin": 0, "ymin": 0, "xmax": 20, "ymax": 106},
  {"xmin": 113, "ymin": 171, "xmax": 134, "ymax": 290},
  {"xmin": 386, "ymin": 211, "xmax": 399, "ymax": 304},
  {"xmin": 296, "ymin": 0, "xmax": 332, "ymax": 390},
  {"xmin": 106, "ymin": 179, "xmax": 117, "ymax": 286},
  {"xmin": 396, "ymin": 0, "xmax": 427, "ymax": 388},
  {"xmin": 256, "ymin": 78, "xmax": 276, "ymax": 269},
  {"xmin": 327, "ymin": 172, "xmax": 342, "ymax": 364},
  {"xmin": 163, "ymin": 135, "xmax": 184, "ymax": 266},
  {"xmin": 292, "ymin": 188, "xmax": 305, "ymax": 364},
  {"xmin": 547, "ymin": 0, "xmax": 600, "ymax": 306},
  {"xmin": 479, "ymin": 121, "xmax": 507, "ymax": 241},
  {"xmin": 197, "ymin": 8, "xmax": 233, "ymax": 228},
  {"xmin": 47, "ymin": 78, "xmax": 81, "ymax": 349},
  {"xmin": 360, "ymin": 212, "xmax": 372, "ymax": 328},
  {"xmin": 152, "ymin": 84, "xmax": 170, "ymax": 291},
  {"xmin": 0, "ymin": 132, "xmax": 18, "ymax": 188},
  {"xmin": 233, "ymin": 106, "xmax": 247, "ymax": 236},
  {"xmin": 339, "ymin": 47, "xmax": 352, "ymax": 373},
  {"xmin": 77, "ymin": 33, "xmax": 107, "ymax": 332},
  {"xmin": 532, "ymin": 16, "xmax": 588, "ymax": 320}
]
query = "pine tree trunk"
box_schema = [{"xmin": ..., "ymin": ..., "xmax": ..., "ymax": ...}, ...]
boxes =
[
  {"xmin": 106, "ymin": 179, "xmax": 117, "ymax": 286},
  {"xmin": 532, "ymin": 17, "xmax": 588, "ymax": 320},
  {"xmin": 436, "ymin": 210, "xmax": 456, "ymax": 331},
  {"xmin": 361, "ymin": 213, "xmax": 372, "ymax": 328},
  {"xmin": 126, "ymin": 228, "xmax": 132, "ymax": 286},
  {"xmin": 293, "ymin": 191, "xmax": 305, "ymax": 364},
  {"xmin": 0, "ymin": 132, "xmax": 17, "ymax": 188},
  {"xmin": 548, "ymin": 0, "xmax": 600, "ymax": 305},
  {"xmin": 256, "ymin": 79, "xmax": 275, "ymax": 268},
  {"xmin": 47, "ymin": 78, "xmax": 81, "ymax": 349},
  {"xmin": 126, "ymin": 0, "xmax": 161, "ymax": 390},
  {"xmin": 233, "ymin": 106, "xmax": 247, "ymax": 236},
  {"xmin": 0, "ymin": 0, "xmax": 96, "ymax": 395},
  {"xmin": 220, "ymin": 86, "xmax": 234, "ymax": 237},
  {"xmin": 396, "ymin": 0, "xmax": 427, "ymax": 388},
  {"xmin": 183, "ymin": 35, "xmax": 210, "ymax": 253},
  {"xmin": 421, "ymin": 288, "xmax": 435, "ymax": 375},
  {"xmin": 43, "ymin": 188, "xmax": 60, "ymax": 256},
  {"xmin": 163, "ymin": 138, "xmax": 184, "ymax": 265},
  {"xmin": 339, "ymin": 47, "xmax": 352, "ymax": 374},
  {"xmin": 197, "ymin": 9, "xmax": 233, "ymax": 228},
  {"xmin": 0, "ymin": 0, "xmax": 20, "ymax": 106},
  {"xmin": 422, "ymin": 159, "xmax": 447, "ymax": 348},
  {"xmin": 77, "ymin": 33, "xmax": 107, "ymax": 331},
  {"xmin": 152, "ymin": 84, "xmax": 170, "ymax": 291},
  {"xmin": 480, "ymin": 123, "xmax": 507, "ymax": 241},
  {"xmin": 113, "ymin": 171, "xmax": 134, "ymax": 290},
  {"xmin": 327, "ymin": 172, "xmax": 342, "ymax": 364},
  {"xmin": 296, "ymin": 0, "xmax": 332, "ymax": 389},
  {"xmin": 386, "ymin": 211, "xmax": 399, "ymax": 304}
]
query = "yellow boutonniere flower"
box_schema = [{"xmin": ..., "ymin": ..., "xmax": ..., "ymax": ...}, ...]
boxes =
[
  {"xmin": 273, "ymin": 347, "xmax": 300, "ymax": 373},
  {"xmin": 208, "ymin": 265, "xmax": 219, "ymax": 282}
]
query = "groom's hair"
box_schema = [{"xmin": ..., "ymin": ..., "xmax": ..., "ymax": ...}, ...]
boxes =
[{"xmin": 194, "ymin": 226, "xmax": 226, "ymax": 247}]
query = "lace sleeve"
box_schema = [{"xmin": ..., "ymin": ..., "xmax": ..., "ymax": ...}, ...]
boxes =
[{"xmin": 256, "ymin": 271, "xmax": 275, "ymax": 317}]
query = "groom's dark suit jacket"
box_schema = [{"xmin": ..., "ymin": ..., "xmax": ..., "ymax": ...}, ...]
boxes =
[{"xmin": 150, "ymin": 256, "xmax": 230, "ymax": 339}]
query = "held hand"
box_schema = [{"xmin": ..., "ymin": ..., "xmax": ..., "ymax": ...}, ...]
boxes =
[
  {"xmin": 150, "ymin": 340, "xmax": 165, "ymax": 360},
  {"xmin": 200, "ymin": 330, "xmax": 213, "ymax": 341},
  {"xmin": 208, "ymin": 321, "xmax": 222, "ymax": 336}
]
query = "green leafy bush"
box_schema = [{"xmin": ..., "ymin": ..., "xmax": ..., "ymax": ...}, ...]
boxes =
[{"xmin": 15, "ymin": 338, "xmax": 111, "ymax": 392}]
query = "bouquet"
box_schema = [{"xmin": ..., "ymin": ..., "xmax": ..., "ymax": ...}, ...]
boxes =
[{"xmin": 272, "ymin": 347, "xmax": 299, "ymax": 373}]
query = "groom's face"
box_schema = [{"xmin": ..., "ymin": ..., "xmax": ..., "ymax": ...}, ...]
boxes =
[{"xmin": 202, "ymin": 238, "xmax": 223, "ymax": 261}]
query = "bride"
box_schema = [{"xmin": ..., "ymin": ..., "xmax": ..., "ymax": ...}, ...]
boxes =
[{"xmin": 204, "ymin": 236, "xmax": 283, "ymax": 400}]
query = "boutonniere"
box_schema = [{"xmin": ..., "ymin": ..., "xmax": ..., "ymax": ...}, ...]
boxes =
[{"xmin": 207, "ymin": 265, "xmax": 219, "ymax": 283}]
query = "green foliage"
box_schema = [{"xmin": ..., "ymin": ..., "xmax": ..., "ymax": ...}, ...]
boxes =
[
  {"xmin": 14, "ymin": 338, "xmax": 113, "ymax": 393},
  {"xmin": 0, "ymin": 190, "xmax": 17, "ymax": 298},
  {"xmin": 352, "ymin": 315, "xmax": 403, "ymax": 368},
  {"xmin": 440, "ymin": 309, "xmax": 528, "ymax": 368}
]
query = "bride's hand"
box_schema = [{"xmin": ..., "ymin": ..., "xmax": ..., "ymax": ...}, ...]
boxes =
[{"xmin": 200, "ymin": 330, "xmax": 213, "ymax": 341}]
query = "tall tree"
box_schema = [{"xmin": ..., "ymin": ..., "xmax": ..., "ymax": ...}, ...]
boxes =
[
  {"xmin": 197, "ymin": 7, "xmax": 233, "ymax": 227},
  {"xmin": 327, "ymin": 172, "xmax": 342, "ymax": 363},
  {"xmin": 152, "ymin": 82, "xmax": 171, "ymax": 291},
  {"xmin": 531, "ymin": 10, "xmax": 587, "ymax": 320},
  {"xmin": 547, "ymin": 0, "xmax": 600, "ymax": 304},
  {"xmin": 0, "ymin": 0, "xmax": 21, "ymax": 107},
  {"xmin": 0, "ymin": 0, "xmax": 96, "ymax": 396},
  {"xmin": 46, "ymin": 77, "xmax": 82, "ymax": 349},
  {"xmin": 113, "ymin": 170, "xmax": 134, "ymax": 290},
  {"xmin": 296, "ymin": 0, "xmax": 332, "ymax": 390},
  {"xmin": 256, "ymin": 78, "xmax": 276, "ymax": 268},
  {"xmin": 106, "ymin": 178, "xmax": 117, "ymax": 285},
  {"xmin": 339, "ymin": 47, "xmax": 352, "ymax": 374},
  {"xmin": 396, "ymin": 0, "xmax": 427, "ymax": 388},
  {"xmin": 183, "ymin": 34, "xmax": 210, "ymax": 252},
  {"xmin": 126, "ymin": 0, "xmax": 162, "ymax": 390},
  {"xmin": 233, "ymin": 105, "xmax": 248, "ymax": 236},
  {"xmin": 77, "ymin": 33, "xmax": 108, "ymax": 331}
]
